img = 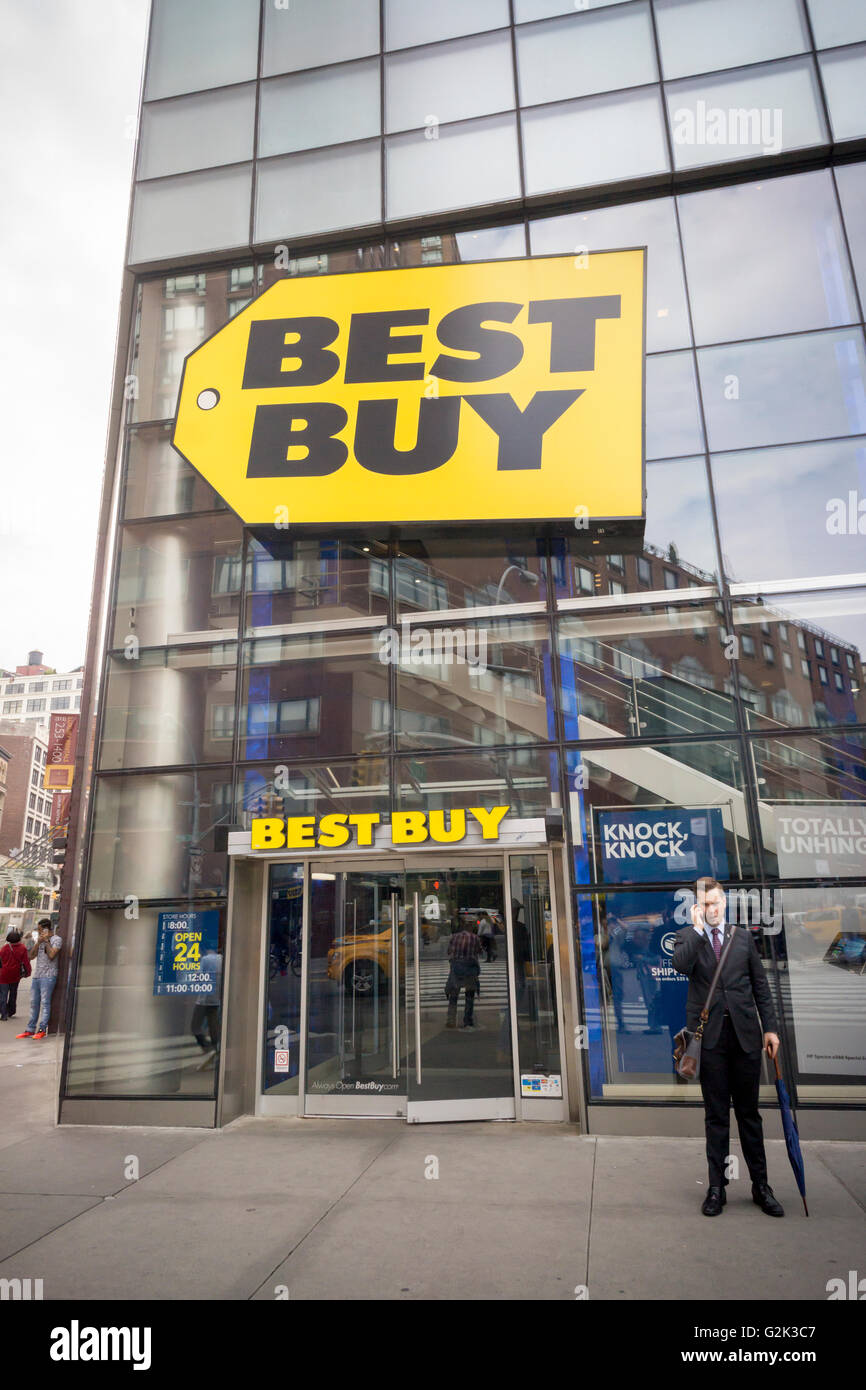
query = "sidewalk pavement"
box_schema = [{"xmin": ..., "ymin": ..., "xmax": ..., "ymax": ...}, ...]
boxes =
[{"xmin": 0, "ymin": 1002, "xmax": 864, "ymax": 1300}]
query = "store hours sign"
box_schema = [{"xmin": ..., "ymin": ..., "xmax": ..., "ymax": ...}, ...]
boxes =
[{"xmin": 153, "ymin": 910, "xmax": 220, "ymax": 997}]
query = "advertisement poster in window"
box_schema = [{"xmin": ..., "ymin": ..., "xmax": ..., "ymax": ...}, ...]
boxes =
[{"xmin": 598, "ymin": 808, "xmax": 729, "ymax": 1077}]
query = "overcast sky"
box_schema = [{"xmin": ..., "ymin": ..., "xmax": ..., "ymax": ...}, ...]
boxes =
[{"xmin": 0, "ymin": 0, "xmax": 149, "ymax": 673}]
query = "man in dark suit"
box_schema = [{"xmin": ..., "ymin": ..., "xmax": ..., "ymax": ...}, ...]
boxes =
[{"xmin": 672, "ymin": 876, "xmax": 783, "ymax": 1218}]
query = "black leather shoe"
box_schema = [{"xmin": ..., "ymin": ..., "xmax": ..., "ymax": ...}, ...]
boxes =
[
  {"xmin": 752, "ymin": 1182, "xmax": 784, "ymax": 1217},
  {"xmin": 701, "ymin": 1186, "xmax": 726, "ymax": 1216}
]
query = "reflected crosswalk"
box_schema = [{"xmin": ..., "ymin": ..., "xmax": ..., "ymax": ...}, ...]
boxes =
[
  {"xmin": 589, "ymin": 972, "xmax": 864, "ymax": 1030},
  {"xmin": 417, "ymin": 959, "xmax": 511, "ymax": 1010}
]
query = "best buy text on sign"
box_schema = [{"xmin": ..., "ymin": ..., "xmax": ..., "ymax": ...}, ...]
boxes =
[
  {"xmin": 172, "ymin": 252, "xmax": 645, "ymax": 525},
  {"xmin": 251, "ymin": 806, "xmax": 510, "ymax": 851}
]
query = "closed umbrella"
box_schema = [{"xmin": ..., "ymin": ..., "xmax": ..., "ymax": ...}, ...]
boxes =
[{"xmin": 772, "ymin": 1052, "xmax": 808, "ymax": 1216}]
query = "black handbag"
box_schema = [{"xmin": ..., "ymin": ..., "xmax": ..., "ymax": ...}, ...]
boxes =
[{"xmin": 673, "ymin": 926, "xmax": 738, "ymax": 1080}]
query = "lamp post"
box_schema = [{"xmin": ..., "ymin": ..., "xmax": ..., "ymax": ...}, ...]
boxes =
[{"xmin": 494, "ymin": 564, "xmax": 540, "ymax": 607}]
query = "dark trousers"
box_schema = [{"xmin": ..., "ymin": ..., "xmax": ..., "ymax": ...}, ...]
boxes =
[
  {"xmin": 446, "ymin": 987, "xmax": 476, "ymax": 1025},
  {"xmin": 191, "ymin": 1004, "xmax": 219, "ymax": 1050},
  {"xmin": 700, "ymin": 1015, "xmax": 767, "ymax": 1189},
  {"xmin": 0, "ymin": 981, "xmax": 20, "ymax": 1018}
]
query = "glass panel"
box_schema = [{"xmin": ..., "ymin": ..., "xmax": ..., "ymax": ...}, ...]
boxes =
[
  {"xmin": 834, "ymin": 162, "xmax": 866, "ymax": 308},
  {"xmin": 698, "ymin": 328, "xmax": 866, "ymax": 451},
  {"xmin": 509, "ymin": 854, "xmax": 563, "ymax": 1080},
  {"xmin": 259, "ymin": 61, "xmax": 380, "ymax": 157},
  {"xmin": 236, "ymin": 759, "xmax": 389, "ymax": 830},
  {"xmin": 646, "ymin": 354, "xmax": 705, "ymax": 458},
  {"xmin": 260, "ymin": 244, "xmax": 386, "ymax": 291},
  {"xmin": 575, "ymin": 889, "xmax": 779, "ymax": 1100},
  {"xmin": 138, "ymin": 85, "xmax": 256, "ymax": 180},
  {"xmin": 516, "ymin": 5, "xmax": 657, "ymax": 107},
  {"xmin": 807, "ymin": 0, "xmax": 866, "ymax": 48},
  {"xmin": 65, "ymin": 905, "xmax": 225, "ymax": 1097},
  {"xmin": 385, "ymin": 31, "xmax": 514, "ymax": 133},
  {"xmin": 240, "ymin": 631, "xmax": 390, "ymax": 762},
  {"xmin": 262, "ymin": 0, "xmax": 380, "ymax": 76},
  {"xmin": 564, "ymin": 742, "xmax": 754, "ymax": 885},
  {"xmin": 245, "ymin": 534, "xmax": 389, "ymax": 629},
  {"xmin": 85, "ymin": 770, "xmax": 233, "ymax": 901},
  {"xmin": 405, "ymin": 860, "xmax": 514, "ymax": 1098},
  {"xmin": 397, "ymin": 748, "xmax": 558, "ymax": 821},
  {"xmin": 263, "ymin": 863, "xmax": 304, "ymax": 1096},
  {"xmin": 732, "ymin": 590, "xmax": 866, "ymax": 729},
  {"xmin": 111, "ymin": 514, "xmax": 244, "ymax": 649},
  {"xmin": 713, "ymin": 438, "xmax": 866, "ymax": 584},
  {"xmin": 123, "ymin": 423, "xmax": 228, "ymax": 519},
  {"xmin": 385, "ymin": 0, "xmax": 509, "ymax": 50},
  {"xmin": 129, "ymin": 164, "xmax": 253, "ymax": 265},
  {"xmin": 666, "ymin": 57, "xmax": 826, "ymax": 171},
  {"xmin": 129, "ymin": 267, "xmax": 260, "ymax": 424},
  {"xmin": 386, "ymin": 114, "xmax": 520, "ymax": 220},
  {"xmin": 99, "ymin": 644, "xmax": 238, "ymax": 770},
  {"xmin": 144, "ymin": 0, "xmax": 260, "ymax": 100},
  {"xmin": 395, "ymin": 536, "xmax": 547, "ymax": 615},
  {"xmin": 751, "ymin": 731, "xmax": 866, "ymax": 875},
  {"xmin": 773, "ymin": 886, "xmax": 866, "ymax": 1100},
  {"xmin": 514, "ymin": 0, "xmax": 633, "ymax": 19},
  {"xmin": 678, "ymin": 170, "xmax": 860, "ymax": 344},
  {"xmin": 531, "ymin": 197, "xmax": 690, "ymax": 352},
  {"xmin": 395, "ymin": 615, "xmax": 551, "ymax": 750},
  {"xmin": 556, "ymin": 456, "xmax": 719, "ymax": 598},
  {"xmin": 522, "ymin": 88, "xmax": 669, "ymax": 197},
  {"xmin": 655, "ymin": 0, "xmax": 808, "ymax": 80},
  {"xmin": 558, "ymin": 602, "xmax": 737, "ymax": 740},
  {"xmin": 255, "ymin": 141, "xmax": 381, "ymax": 242},
  {"xmin": 390, "ymin": 224, "xmax": 526, "ymax": 268},
  {"xmin": 305, "ymin": 869, "xmax": 404, "ymax": 1100},
  {"xmin": 819, "ymin": 44, "xmax": 866, "ymax": 142}
]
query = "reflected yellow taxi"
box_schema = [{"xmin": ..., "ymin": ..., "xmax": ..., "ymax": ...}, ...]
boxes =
[
  {"xmin": 798, "ymin": 905, "xmax": 866, "ymax": 947},
  {"xmin": 328, "ymin": 926, "xmax": 404, "ymax": 995}
]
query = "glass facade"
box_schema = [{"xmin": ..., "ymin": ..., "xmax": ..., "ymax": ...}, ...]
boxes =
[{"xmin": 62, "ymin": 0, "xmax": 866, "ymax": 1127}]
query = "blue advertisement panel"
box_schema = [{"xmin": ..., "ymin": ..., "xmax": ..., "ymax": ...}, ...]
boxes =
[
  {"xmin": 598, "ymin": 807, "xmax": 729, "ymax": 885},
  {"xmin": 590, "ymin": 810, "xmax": 730, "ymax": 1093},
  {"xmin": 153, "ymin": 910, "xmax": 220, "ymax": 997}
]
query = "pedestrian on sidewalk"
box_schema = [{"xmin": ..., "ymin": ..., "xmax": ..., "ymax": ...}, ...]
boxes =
[
  {"xmin": 17, "ymin": 919, "xmax": 62, "ymax": 1041},
  {"xmin": 672, "ymin": 876, "xmax": 783, "ymax": 1219},
  {"xmin": 0, "ymin": 929, "xmax": 31, "ymax": 1021}
]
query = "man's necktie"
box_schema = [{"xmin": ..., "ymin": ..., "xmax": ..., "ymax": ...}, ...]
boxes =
[{"xmin": 711, "ymin": 927, "xmax": 722, "ymax": 961}]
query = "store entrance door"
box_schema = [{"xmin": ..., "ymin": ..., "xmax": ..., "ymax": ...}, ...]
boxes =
[
  {"xmin": 302, "ymin": 856, "xmax": 516, "ymax": 1120},
  {"xmin": 403, "ymin": 857, "xmax": 516, "ymax": 1122}
]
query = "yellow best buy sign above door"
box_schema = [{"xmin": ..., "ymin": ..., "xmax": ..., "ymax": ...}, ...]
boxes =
[{"xmin": 172, "ymin": 251, "xmax": 645, "ymax": 526}]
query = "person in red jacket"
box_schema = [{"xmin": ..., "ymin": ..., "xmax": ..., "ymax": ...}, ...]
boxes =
[{"xmin": 0, "ymin": 930, "xmax": 31, "ymax": 1021}]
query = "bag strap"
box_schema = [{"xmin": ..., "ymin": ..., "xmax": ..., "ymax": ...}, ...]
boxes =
[{"xmin": 697, "ymin": 926, "xmax": 739, "ymax": 1029}]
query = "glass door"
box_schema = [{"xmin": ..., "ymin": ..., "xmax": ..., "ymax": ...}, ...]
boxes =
[
  {"xmin": 303, "ymin": 861, "xmax": 407, "ymax": 1116},
  {"xmin": 403, "ymin": 857, "xmax": 517, "ymax": 1122}
]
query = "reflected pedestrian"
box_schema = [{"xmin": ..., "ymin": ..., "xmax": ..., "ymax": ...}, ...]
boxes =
[
  {"xmin": 477, "ymin": 912, "xmax": 497, "ymax": 962},
  {"xmin": 445, "ymin": 921, "xmax": 483, "ymax": 1029}
]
